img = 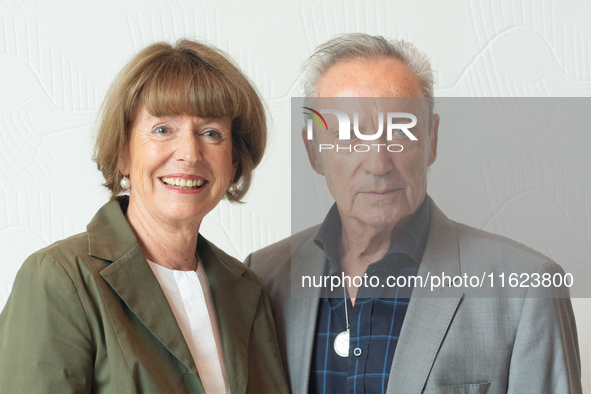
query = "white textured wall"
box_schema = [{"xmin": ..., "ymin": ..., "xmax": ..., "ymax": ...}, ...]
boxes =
[{"xmin": 0, "ymin": 0, "xmax": 589, "ymax": 390}]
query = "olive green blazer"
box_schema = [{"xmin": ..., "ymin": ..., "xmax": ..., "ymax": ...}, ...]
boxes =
[{"xmin": 0, "ymin": 198, "xmax": 289, "ymax": 394}]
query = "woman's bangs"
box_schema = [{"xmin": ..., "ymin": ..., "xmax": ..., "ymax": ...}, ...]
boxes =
[{"xmin": 141, "ymin": 59, "xmax": 239, "ymax": 120}]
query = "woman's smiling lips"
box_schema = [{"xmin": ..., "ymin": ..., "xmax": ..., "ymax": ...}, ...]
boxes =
[{"xmin": 159, "ymin": 173, "xmax": 207, "ymax": 194}]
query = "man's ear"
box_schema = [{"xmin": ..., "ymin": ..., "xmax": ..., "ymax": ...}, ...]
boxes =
[
  {"xmin": 428, "ymin": 113, "xmax": 439, "ymax": 167},
  {"xmin": 302, "ymin": 127, "xmax": 324, "ymax": 175}
]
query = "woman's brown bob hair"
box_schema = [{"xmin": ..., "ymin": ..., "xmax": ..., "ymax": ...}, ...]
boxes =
[{"xmin": 93, "ymin": 39, "xmax": 266, "ymax": 202}]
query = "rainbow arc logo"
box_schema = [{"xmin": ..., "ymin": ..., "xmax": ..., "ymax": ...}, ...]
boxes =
[{"xmin": 302, "ymin": 107, "xmax": 328, "ymax": 132}]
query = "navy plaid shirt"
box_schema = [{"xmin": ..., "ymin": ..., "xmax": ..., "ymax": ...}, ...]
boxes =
[{"xmin": 309, "ymin": 196, "xmax": 431, "ymax": 394}]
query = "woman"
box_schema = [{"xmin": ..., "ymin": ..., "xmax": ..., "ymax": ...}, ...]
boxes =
[{"xmin": 0, "ymin": 39, "xmax": 289, "ymax": 394}]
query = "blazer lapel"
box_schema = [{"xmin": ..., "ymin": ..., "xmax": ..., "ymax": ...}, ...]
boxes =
[
  {"xmin": 99, "ymin": 246, "xmax": 198, "ymax": 375},
  {"xmin": 199, "ymin": 237, "xmax": 262, "ymax": 394},
  {"xmin": 288, "ymin": 234, "xmax": 326, "ymax": 394},
  {"xmin": 88, "ymin": 198, "xmax": 197, "ymax": 376},
  {"xmin": 386, "ymin": 198, "xmax": 464, "ymax": 394}
]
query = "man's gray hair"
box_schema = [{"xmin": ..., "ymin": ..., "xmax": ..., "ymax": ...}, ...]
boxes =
[{"xmin": 301, "ymin": 33, "xmax": 435, "ymax": 127}]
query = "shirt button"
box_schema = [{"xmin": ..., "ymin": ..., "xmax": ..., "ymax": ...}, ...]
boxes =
[{"xmin": 353, "ymin": 347, "xmax": 362, "ymax": 356}]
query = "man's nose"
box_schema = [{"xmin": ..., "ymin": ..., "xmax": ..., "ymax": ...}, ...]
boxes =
[
  {"xmin": 361, "ymin": 138, "xmax": 394, "ymax": 175},
  {"xmin": 174, "ymin": 133, "xmax": 203, "ymax": 164}
]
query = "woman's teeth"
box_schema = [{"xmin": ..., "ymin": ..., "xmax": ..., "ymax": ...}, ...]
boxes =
[{"xmin": 161, "ymin": 177, "xmax": 204, "ymax": 189}]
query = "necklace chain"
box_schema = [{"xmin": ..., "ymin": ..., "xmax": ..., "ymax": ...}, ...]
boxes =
[
  {"xmin": 339, "ymin": 235, "xmax": 350, "ymax": 331},
  {"xmin": 333, "ymin": 284, "xmax": 351, "ymax": 357},
  {"xmin": 343, "ymin": 284, "xmax": 349, "ymax": 331}
]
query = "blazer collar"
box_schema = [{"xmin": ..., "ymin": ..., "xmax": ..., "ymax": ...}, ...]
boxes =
[
  {"xmin": 199, "ymin": 238, "xmax": 262, "ymax": 394},
  {"xmin": 87, "ymin": 197, "xmax": 136, "ymax": 262},
  {"xmin": 387, "ymin": 196, "xmax": 464, "ymax": 393},
  {"xmin": 87, "ymin": 197, "xmax": 259, "ymax": 394},
  {"xmin": 287, "ymin": 230, "xmax": 326, "ymax": 394}
]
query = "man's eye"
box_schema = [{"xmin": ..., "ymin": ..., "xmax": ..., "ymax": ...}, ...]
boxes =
[
  {"xmin": 152, "ymin": 126, "xmax": 170, "ymax": 136},
  {"xmin": 339, "ymin": 130, "xmax": 355, "ymax": 141}
]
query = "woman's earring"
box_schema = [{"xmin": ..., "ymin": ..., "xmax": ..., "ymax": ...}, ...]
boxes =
[
  {"xmin": 120, "ymin": 175, "xmax": 131, "ymax": 190},
  {"xmin": 228, "ymin": 183, "xmax": 237, "ymax": 193}
]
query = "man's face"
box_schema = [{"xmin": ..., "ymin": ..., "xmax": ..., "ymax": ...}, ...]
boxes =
[{"xmin": 303, "ymin": 56, "xmax": 439, "ymax": 230}]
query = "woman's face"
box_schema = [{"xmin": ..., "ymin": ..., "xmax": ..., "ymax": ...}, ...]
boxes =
[{"xmin": 120, "ymin": 104, "xmax": 236, "ymax": 228}]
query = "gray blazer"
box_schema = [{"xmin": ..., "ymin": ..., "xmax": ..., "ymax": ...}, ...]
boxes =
[{"xmin": 245, "ymin": 197, "xmax": 581, "ymax": 394}]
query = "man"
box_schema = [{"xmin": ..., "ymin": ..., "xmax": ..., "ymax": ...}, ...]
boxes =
[{"xmin": 245, "ymin": 33, "xmax": 581, "ymax": 393}]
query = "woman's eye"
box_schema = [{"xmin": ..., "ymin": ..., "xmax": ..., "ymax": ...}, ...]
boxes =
[
  {"xmin": 393, "ymin": 128, "xmax": 406, "ymax": 137},
  {"xmin": 152, "ymin": 126, "xmax": 170, "ymax": 136},
  {"xmin": 203, "ymin": 129, "xmax": 222, "ymax": 140}
]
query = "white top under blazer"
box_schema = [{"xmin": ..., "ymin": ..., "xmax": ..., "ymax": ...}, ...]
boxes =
[{"xmin": 147, "ymin": 259, "xmax": 231, "ymax": 394}]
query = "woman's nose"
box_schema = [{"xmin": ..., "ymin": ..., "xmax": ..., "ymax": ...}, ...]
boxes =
[{"xmin": 174, "ymin": 133, "xmax": 202, "ymax": 164}]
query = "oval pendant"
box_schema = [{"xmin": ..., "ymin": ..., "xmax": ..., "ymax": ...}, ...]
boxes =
[{"xmin": 334, "ymin": 330, "xmax": 350, "ymax": 357}]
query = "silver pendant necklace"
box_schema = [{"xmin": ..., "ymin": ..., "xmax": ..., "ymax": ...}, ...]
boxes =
[{"xmin": 334, "ymin": 285, "xmax": 350, "ymax": 357}]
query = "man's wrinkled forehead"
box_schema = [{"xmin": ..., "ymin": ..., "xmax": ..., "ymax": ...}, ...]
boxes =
[
  {"xmin": 312, "ymin": 97, "xmax": 425, "ymax": 114},
  {"xmin": 315, "ymin": 56, "xmax": 424, "ymax": 98}
]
